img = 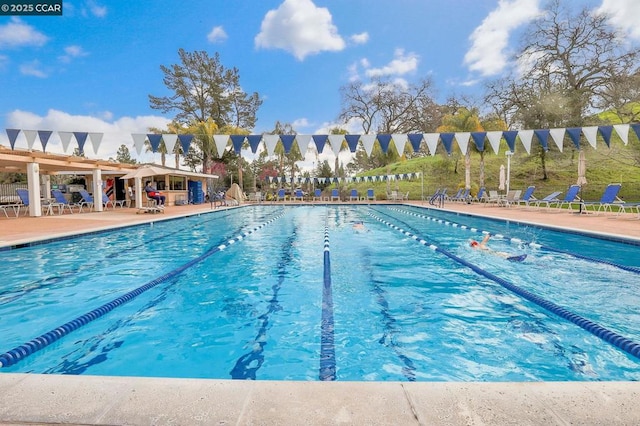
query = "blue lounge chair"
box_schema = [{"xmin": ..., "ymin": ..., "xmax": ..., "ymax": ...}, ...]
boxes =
[
  {"xmin": 331, "ymin": 189, "xmax": 340, "ymax": 202},
  {"xmin": 313, "ymin": 188, "xmax": 323, "ymax": 201},
  {"xmin": 454, "ymin": 188, "xmax": 470, "ymax": 203},
  {"xmin": 102, "ymin": 192, "xmax": 126, "ymax": 209},
  {"xmin": 16, "ymin": 188, "xmax": 56, "ymax": 216},
  {"xmin": 516, "ymin": 186, "xmax": 536, "ymax": 207},
  {"xmin": 533, "ymin": 191, "xmax": 563, "ymax": 210},
  {"xmin": 77, "ymin": 189, "xmax": 95, "ymax": 212},
  {"xmin": 275, "ymin": 189, "xmax": 286, "ymax": 202},
  {"xmin": 472, "ymin": 187, "xmax": 486, "ymax": 203},
  {"xmin": 366, "ymin": 188, "xmax": 375, "ymax": 201},
  {"xmin": 51, "ymin": 189, "xmax": 78, "ymax": 214},
  {"xmin": 293, "ymin": 189, "xmax": 304, "ymax": 202},
  {"xmin": 581, "ymin": 183, "xmax": 622, "ymax": 215},
  {"xmin": 447, "ymin": 188, "xmax": 463, "ymax": 202},
  {"xmin": 349, "ymin": 189, "xmax": 359, "ymax": 201},
  {"xmin": 548, "ymin": 185, "xmax": 581, "ymax": 211}
]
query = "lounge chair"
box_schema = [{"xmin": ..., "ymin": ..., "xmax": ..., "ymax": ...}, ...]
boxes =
[
  {"xmin": 498, "ymin": 189, "xmax": 522, "ymax": 207},
  {"xmin": 349, "ymin": 189, "xmax": 359, "ymax": 201},
  {"xmin": 313, "ymin": 189, "xmax": 323, "ymax": 201},
  {"xmin": 51, "ymin": 189, "xmax": 78, "ymax": 214},
  {"xmin": 77, "ymin": 189, "xmax": 96, "ymax": 212},
  {"xmin": 581, "ymin": 183, "xmax": 622, "ymax": 215},
  {"xmin": 532, "ymin": 191, "xmax": 563, "ymax": 210},
  {"xmin": 484, "ymin": 190, "xmax": 501, "ymax": 206},
  {"xmin": 102, "ymin": 192, "xmax": 126, "ymax": 209},
  {"xmin": 472, "ymin": 187, "xmax": 486, "ymax": 203},
  {"xmin": 293, "ymin": 189, "xmax": 304, "ymax": 202},
  {"xmin": 447, "ymin": 188, "xmax": 463, "ymax": 202},
  {"xmin": 16, "ymin": 188, "xmax": 56, "ymax": 216},
  {"xmin": 331, "ymin": 189, "xmax": 340, "ymax": 202},
  {"xmin": 452, "ymin": 188, "xmax": 470, "ymax": 203},
  {"xmin": 275, "ymin": 189, "xmax": 287, "ymax": 202},
  {"xmin": 516, "ymin": 186, "xmax": 536, "ymax": 207},
  {"xmin": 366, "ymin": 188, "xmax": 375, "ymax": 201},
  {"xmin": 547, "ymin": 185, "xmax": 581, "ymax": 211}
]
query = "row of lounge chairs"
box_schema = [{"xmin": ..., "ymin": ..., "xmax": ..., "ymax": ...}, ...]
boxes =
[
  {"xmin": 1, "ymin": 188, "xmax": 128, "ymax": 218},
  {"xmin": 257, "ymin": 188, "xmax": 378, "ymax": 202}
]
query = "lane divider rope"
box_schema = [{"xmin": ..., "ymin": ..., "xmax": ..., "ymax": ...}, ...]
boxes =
[
  {"xmin": 365, "ymin": 210, "xmax": 640, "ymax": 361},
  {"xmin": 0, "ymin": 213, "xmax": 286, "ymax": 368},
  {"xmin": 319, "ymin": 213, "xmax": 336, "ymax": 381}
]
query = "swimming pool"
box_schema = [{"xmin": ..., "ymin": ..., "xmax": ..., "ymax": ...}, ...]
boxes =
[{"xmin": 1, "ymin": 205, "xmax": 639, "ymax": 381}]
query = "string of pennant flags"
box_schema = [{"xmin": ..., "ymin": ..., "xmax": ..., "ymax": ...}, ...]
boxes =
[
  {"xmin": 265, "ymin": 172, "xmax": 422, "ymax": 185},
  {"xmin": 5, "ymin": 123, "xmax": 640, "ymax": 157}
]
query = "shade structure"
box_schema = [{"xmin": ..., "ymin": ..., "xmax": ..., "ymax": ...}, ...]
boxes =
[
  {"xmin": 120, "ymin": 165, "xmax": 168, "ymax": 180},
  {"xmin": 577, "ymin": 149, "xmax": 587, "ymax": 186},
  {"xmin": 499, "ymin": 164, "xmax": 506, "ymax": 191}
]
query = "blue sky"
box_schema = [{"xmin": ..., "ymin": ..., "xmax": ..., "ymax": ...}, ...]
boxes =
[{"xmin": 0, "ymin": 0, "xmax": 638, "ymax": 163}]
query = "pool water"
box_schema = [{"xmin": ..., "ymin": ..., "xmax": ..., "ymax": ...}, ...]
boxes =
[{"xmin": 1, "ymin": 205, "xmax": 639, "ymax": 381}]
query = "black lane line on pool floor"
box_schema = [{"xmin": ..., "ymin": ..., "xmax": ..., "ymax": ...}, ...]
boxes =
[
  {"xmin": 365, "ymin": 208, "xmax": 640, "ymax": 361},
  {"xmin": 389, "ymin": 206, "xmax": 640, "ymax": 275},
  {"xmin": 0, "ymin": 209, "xmax": 248, "ymax": 306},
  {"xmin": 0, "ymin": 213, "xmax": 287, "ymax": 368},
  {"xmin": 319, "ymin": 215, "xmax": 336, "ymax": 381},
  {"xmin": 229, "ymin": 226, "xmax": 298, "ymax": 380}
]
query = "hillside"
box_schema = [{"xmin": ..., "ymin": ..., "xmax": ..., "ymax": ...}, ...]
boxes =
[{"xmin": 346, "ymin": 140, "xmax": 640, "ymax": 202}]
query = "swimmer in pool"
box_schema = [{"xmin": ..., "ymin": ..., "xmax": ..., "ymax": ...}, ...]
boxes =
[
  {"xmin": 470, "ymin": 234, "xmax": 526, "ymax": 262},
  {"xmin": 352, "ymin": 220, "xmax": 366, "ymax": 232}
]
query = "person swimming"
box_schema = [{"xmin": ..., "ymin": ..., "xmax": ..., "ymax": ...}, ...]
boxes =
[
  {"xmin": 470, "ymin": 234, "xmax": 527, "ymax": 262},
  {"xmin": 352, "ymin": 220, "xmax": 366, "ymax": 232}
]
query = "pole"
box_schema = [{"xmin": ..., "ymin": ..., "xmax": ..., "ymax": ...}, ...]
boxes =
[{"xmin": 506, "ymin": 151, "xmax": 513, "ymax": 194}]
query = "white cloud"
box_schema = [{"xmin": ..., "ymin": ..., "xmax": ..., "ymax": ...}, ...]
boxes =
[
  {"xmin": 365, "ymin": 48, "xmax": 419, "ymax": 78},
  {"xmin": 207, "ymin": 26, "xmax": 228, "ymax": 43},
  {"xmin": 464, "ymin": 0, "xmax": 541, "ymax": 76},
  {"xmin": 255, "ymin": 0, "xmax": 345, "ymax": 60},
  {"xmin": 86, "ymin": 0, "xmax": 107, "ymax": 18},
  {"xmin": 58, "ymin": 45, "xmax": 88, "ymax": 63},
  {"xmin": 0, "ymin": 17, "xmax": 48, "ymax": 49},
  {"xmin": 3, "ymin": 109, "xmax": 171, "ymax": 162},
  {"xmin": 20, "ymin": 60, "xmax": 47, "ymax": 78},
  {"xmin": 596, "ymin": 0, "xmax": 640, "ymax": 40},
  {"xmin": 350, "ymin": 32, "xmax": 369, "ymax": 45},
  {"xmin": 292, "ymin": 117, "xmax": 310, "ymax": 128}
]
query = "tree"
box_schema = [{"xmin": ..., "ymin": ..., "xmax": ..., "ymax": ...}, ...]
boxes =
[
  {"xmin": 339, "ymin": 77, "xmax": 441, "ymax": 134},
  {"xmin": 485, "ymin": 0, "xmax": 640, "ymax": 178},
  {"xmin": 149, "ymin": 49, "xmax": 262, "ymax": 170},
  {"xmin": 113, "ymin": 144, "xmax": 137, "ymax": 164}
]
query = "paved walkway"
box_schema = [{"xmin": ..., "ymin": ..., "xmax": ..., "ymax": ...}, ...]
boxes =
[{"xmin": 1, "ymin": 201, "xmax": 639, "ymax": 425}]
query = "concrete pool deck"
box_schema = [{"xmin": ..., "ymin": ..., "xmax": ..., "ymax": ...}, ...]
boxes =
[{"xmin": 1, "ymin": 200, "xmax": 639, "ymax": 425}]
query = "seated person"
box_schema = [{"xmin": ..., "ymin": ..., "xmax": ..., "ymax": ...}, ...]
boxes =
[{"xmin": 144, "ymin": 181, "xmax": 166, "ymax": 207}]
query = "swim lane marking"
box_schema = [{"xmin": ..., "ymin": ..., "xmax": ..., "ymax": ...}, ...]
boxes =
[{"xmin": 319, "ymin": 211, "xmax": 336, "ymax": 381}]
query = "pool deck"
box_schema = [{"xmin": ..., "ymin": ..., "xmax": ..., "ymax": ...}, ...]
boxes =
[{"xmin": 1, "ymin": 201, "xmax": 639, "ymax": 425}]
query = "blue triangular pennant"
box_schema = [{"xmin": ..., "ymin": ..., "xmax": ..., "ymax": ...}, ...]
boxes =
[
  {"xmin": 566, "ymin": 127, "xmax": 582, "ymax": 149},
  {"xmin": 280, "ymin": 135, "xmax": 296, "ymax": 153},
  {"xmin": 345, "ymin": 134, "xmax": 360, "ymax": 152},
  {"xmin": 629, "ymin": 123, "xmax": 640, "ymax": 142},
  {"xmin": 6, "ymin": 129, "xmax": 20, "ymax": 149},
  {"xmin": 597, "ymin": 125, "xmax": 613, "ymax": 147},
  {"xmin": 377, "ymin": 134, "xmax": 392, "ymax": 153},
  {"xmin": 439, "ymin": 133, "xmax": 455, "ymax": 155},
  {"xmin": 407, "ymin": 134, "xmax": 423, "ymax": 152},
  {"xmin": 177, "ymin": 134, "xmax": 193, "ymax": 153},
  {"xmin": 147, "ymin": 134, "xmax": 162, "ymax": 152},
  {"xmin": 247, "ymin": 135, "xmax": 262, "ymax": 153},
  {"xmin": 38, "ymin": 130, "xmax": 52, "ymax": 152},
  {"xmin": 312, "ymin": 135, "xmax": 327, "ymax": 153},
  {"xmin": 470, "ymin": 132, "xmax": 486, "ymax": 151},
  {"xmin": 74, "ymin": 132, "xmax": 89, "ymax": 154},
  {"xmin": 501, "ymin": 131, "xmax": 518, "ymax": 152},
  {"xmin": 230, "ymin": 135, "xmax": 246, "ymax": 154},
  {"xmin": 533, "ymin": 129, "xmax": 550, "ymax": 151}
]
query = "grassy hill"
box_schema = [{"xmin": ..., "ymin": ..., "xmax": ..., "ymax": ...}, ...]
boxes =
[{"xmin": 342, "ymin": 139, "xmax": 640, "ymax": 202}]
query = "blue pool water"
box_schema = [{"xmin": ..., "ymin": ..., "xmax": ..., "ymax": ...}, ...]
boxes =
[{"xmin": 1, "ymin": 205, "xmax": 640, "ymax": 381}]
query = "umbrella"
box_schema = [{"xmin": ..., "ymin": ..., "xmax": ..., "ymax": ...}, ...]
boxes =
[
  {"xmin": 577, "ymin": 149, "xmax": 587, "ymax": 186},
  {"xmin": 498, "ymin": 164, "xmax": 506, "ymax": 191},
  {"xmin": 120, "ymin": 165, "xmax": 168, "ymax": 180}
]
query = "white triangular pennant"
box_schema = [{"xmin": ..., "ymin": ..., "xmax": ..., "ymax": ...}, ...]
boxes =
[
  {"xmin": 549, "ymin": 128, "xmax": 565, "ymax": 153},
  {"xmin": 424, "ymin": 133, "xmax": 439, "ymax": 156},
  {"xmin": 213, "ymin": 135, "xmax": 229, "ymax": 158},
  {"xmin": 88, "ymin": 132, "xmax": 103, "ymax": 154},
  {"xmin": 263, "ymin": 134, "xmax": 280, "ymax": 156},
  {"xmin": 391, "ymin": 134, "xmax": 408, "ymax": 156},
  {"xmin": 518, "ymin": 130, "xmax": 534, "ymax": 154},
  {"xmin": 582, "ymin": 126, "xmax": 598, "ymax": 149},
  {"xmin": 360, "ymin": 134, "xmax": 376, "ymax": 156},
  {"xmin": 131, "ymin": 134, "xmax": 147, "ymax": 155},
  {"xmin": 162, "ymin": 134, "xmax": 178, "ymax": 153},
  {"xmin": 296, "ymin": 134, "xmax": 312, "ymax": 152},
  {"xmin": 613, "ymin": 124, "xmax": 629, "ymax": 145},
  {"xmin": 23, "ymin": 130, "xmax": 37, "ymax": 150},
  {"xmin": 58, "ymin": 131, "xmax": 73, "ymax": 153},
  {"xmin": 454, "ymin": 132, "xmax": 470, "ymax": 154},
  {"xmin": 486, "ymin": 131, "xmax": 502, "ymax": 154},
  {"xmin": 328, "ymin": 135, "xmax": 345, "ymax": 157}
]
